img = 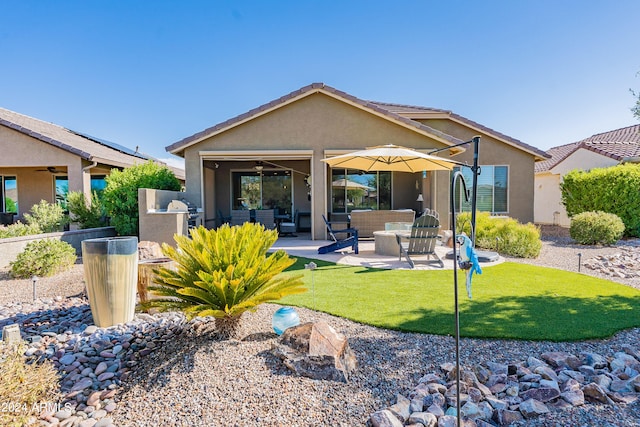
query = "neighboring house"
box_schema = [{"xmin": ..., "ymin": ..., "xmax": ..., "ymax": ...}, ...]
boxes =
[
  {"xmin": 166, "ymin": 83, "xmax": 549, "ymax": 240},
  {"xmin": 0, "ymin": 107, "xmax": 185, "ymax": 223},
  {"xmin": 534, "ymin": 124, "xmax": 640, "ymax": 228}
]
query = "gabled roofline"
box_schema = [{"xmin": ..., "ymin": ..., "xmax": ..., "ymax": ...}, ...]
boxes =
[
  {"xmin": 0, "ymin": 116, "xmax": 92, "ymax": 159},
  {"xmin": 370, "ymin": 101, "xmax": 550, "ymax": 161},
  {"xmin": 166, "ymin": 83, "xmax": 466, "ymax": 156}
]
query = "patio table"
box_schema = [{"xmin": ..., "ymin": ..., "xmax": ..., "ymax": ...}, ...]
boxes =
[{"xmin": 374, "ymin": 230, "xmax": 410, "ymax": 256}]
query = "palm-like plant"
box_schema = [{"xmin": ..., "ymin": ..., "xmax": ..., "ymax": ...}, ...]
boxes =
[{"xmin": 140, "ymin": 223, "xmax": 306, "ymax": 339}]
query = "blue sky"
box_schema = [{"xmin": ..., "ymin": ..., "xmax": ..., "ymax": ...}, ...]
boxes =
[{"xmin": 1, "ymin": 1, "xmax": 638, "ymax": 167}]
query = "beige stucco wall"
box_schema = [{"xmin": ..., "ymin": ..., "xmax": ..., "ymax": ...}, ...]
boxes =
[
  {"xmin": 0, "ymin": 126, "xmax": 114, "ymax": 220},
  {"xmin": 534, "ymin": 149, "xmax": 618, "ymax": 227},
  {"xmin": 182, "ymin": 93, "xmax": 451, "ymax": 239},
  {"xmin": 417, "ymin": 118, "xmax": 537, "ymax": 224}
]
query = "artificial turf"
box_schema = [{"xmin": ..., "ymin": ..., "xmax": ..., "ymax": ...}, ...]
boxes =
[{"xmin": 280, "ymin": 257, "xmax": 640, "ymax": 341}]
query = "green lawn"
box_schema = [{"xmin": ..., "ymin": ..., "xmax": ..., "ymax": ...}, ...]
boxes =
[{"xmin": 279, "ymin": 257, "xmax": 640, "ymax": 341}]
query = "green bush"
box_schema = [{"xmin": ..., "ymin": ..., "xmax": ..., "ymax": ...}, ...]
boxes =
[
  {"xmin": 456, "ymin": 212, "xmax": 542, "ymax": 258},
  {"xmin": 140, "ymin": 223, "xmax": 306, "ymax": 339},
  {"xmin": 569, "ymin": 211, "xmax": 625, "ymax": 245},
  {"xmin": 561, "ymin": 164, "xmax": 640, "ymax": 237},
  {"xmin": 103, "ymin": 161, "xmax": 181, "ymax": 236},
  {"xmin": 23, "ymin": 200, "xmax": 69, "ymax": 233},
  {"xmin": 67, "ymin": 191, "xmax": 107, "ymax": 229},
  {"xmin": 0, "ymin": 222, "xmax": 41, "ymax": 239},
  {"xmin": 10, "ymin": 239, "xmax": 77, "ymax": 278}
]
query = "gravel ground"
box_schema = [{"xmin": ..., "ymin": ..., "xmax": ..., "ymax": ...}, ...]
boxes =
[{"xmin": 1, "ymin": 235, "xmax": 640, "ymax": 426}]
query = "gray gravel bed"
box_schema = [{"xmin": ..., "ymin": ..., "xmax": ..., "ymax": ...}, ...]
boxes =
[{"xmin": 1, "ymin": 237, "xmax": 639, "ymax": 426}]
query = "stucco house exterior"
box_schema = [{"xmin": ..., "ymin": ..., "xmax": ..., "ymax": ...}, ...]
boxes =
[
  {"xmin": 534, "ymin": 124, "xmax": 640, "ymax": 227},
  {"xmin": 0, "ymin": 107, "xmax": 185, "ymax": 223},
  {"xmin": 166, "ymin": 83, "xmax": 549, "ymax": 240}
]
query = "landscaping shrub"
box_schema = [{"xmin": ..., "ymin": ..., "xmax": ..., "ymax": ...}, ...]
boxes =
[
  {"xmin": 10, "ymin": 239, "xmax": 77, "ymax": 278},
  {"xmin": 561, "ymin": 164, "xmax": 640, "ymax": 237},
  {"xmin": 0, "ymin": 342, "xmax": 61, "ymax": 427},
  {"xmin": 570, "ymin": 211, "xmax": 625, "ymax": 245},
  {"xmin": 23, "ymin": 200, "xmax": 69, "ymax": 233},
  {"xmin": 140, "ymin": 223, "xmax": 306, "ymax": 339},
  {"xmin": 0, "ymin": 222, "xmax": 41, "ymax": 239},
  {"xmin": 456, "ymin": 212, "xmax": 542, "ymax": 258},
  {"xmin": 102, "ymin": 161, "xmax": 181, "ymax": 236},
  {"xmin": 67, "ymin": 191, "xmax": 107, "ymax": 229}
]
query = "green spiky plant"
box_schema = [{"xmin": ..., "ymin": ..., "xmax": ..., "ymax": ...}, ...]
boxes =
[{"xmin": 140, "ymin": 223, "xmax": 306, "ymax": 339}]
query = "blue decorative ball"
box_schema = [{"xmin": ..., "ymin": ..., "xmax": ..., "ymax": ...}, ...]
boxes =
[{"xmin": 272, "ymin": 306, "xmax": 300, "ymax": 335}]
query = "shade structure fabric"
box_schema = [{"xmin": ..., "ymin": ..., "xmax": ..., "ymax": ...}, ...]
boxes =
[{"xmin": 322, "ymin": 144, "xmax": 463, "ymax": 172}]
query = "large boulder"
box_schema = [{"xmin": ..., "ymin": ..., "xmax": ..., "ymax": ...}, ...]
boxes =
[{"xmin": 272, "ymin": 321, "xmax": 357, "ymax": 382}]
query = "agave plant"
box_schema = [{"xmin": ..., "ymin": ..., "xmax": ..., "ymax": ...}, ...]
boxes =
[{"xmin": 141, "ymin": 223, "xmax": 306, "ymax": 339}]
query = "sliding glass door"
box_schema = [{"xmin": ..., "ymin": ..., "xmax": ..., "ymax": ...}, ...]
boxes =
[{"xmin": 232, "ymin": 170, "xmax": 293, "ymax": 216}]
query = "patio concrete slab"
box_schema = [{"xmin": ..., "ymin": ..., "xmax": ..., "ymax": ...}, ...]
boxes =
[{"xmin": 272, "ymin": 235, "xmax": 504, "ymax": 270}]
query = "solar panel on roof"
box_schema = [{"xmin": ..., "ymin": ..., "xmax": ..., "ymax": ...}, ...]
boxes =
[{"xmin": 68, "ymin": 129, "xmax": 153, "ymax": 160}]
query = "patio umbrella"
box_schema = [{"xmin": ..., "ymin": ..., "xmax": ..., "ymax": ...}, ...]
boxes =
[
  {"xmin": 321, "ymin": 144, "xmax": 463, "ymax": 172},
  {"xmin": 331, "ymin": 178, "xmax": 374, "ymax": 190}
]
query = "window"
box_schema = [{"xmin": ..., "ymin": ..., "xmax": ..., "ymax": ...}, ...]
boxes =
[
  {"xmin": 231, "ymin": 169, "xmax": 293, "ymax": 215},
  {"xmin": 330, "ymin": 169, "xmax": 391, "ymax": 213},
  {"xmin": 454, "ymin": 165, "xmax": 508, "ymax": 214},
  {"xmin": 1, "ymin": 176, "xmax": 18, "ymax": 213},
  {"xmin": 55, "ymin": 176, "xmax": 69, "ymax": 209},
  {"xmin": 91, "ymin": 175, "xmax": 107, "ymax": 199}
]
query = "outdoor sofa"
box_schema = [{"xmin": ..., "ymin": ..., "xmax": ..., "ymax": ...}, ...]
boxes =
[{"xmin": 349, "ymin": 209, "xmax": 415, "ymax": 238}]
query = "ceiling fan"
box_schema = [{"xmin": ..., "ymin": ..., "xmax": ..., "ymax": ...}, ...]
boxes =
[{"xmin": 35, "ymin": 166, "xmax": 65, "ymax": 174}]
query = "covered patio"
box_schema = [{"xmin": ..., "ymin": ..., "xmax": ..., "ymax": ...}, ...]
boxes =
[{"xmin": 271, "ymin": 234, "xmax": 504, "ymax": 270}]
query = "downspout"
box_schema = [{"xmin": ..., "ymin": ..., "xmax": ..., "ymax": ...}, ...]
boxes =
[
  {"xmin": 82, "ymin": 160, "xmax": 98, "ymax": 201},
  {"xmin": 83, "ymin": 160, "xmax": 98, "ymax": 172}
]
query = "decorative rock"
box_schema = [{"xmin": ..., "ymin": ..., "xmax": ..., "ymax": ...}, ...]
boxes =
[
  {"xmin": 408, "ymin": 412, "xmax": 437, "ymax": 426},
  {"xmin": 388, "ymin": 394, "xmax": 411, "ymax": 423},
  {"xmin": 103, "ymin": 401, "xmax": 117, "ymax": 413},
  {"xmin": 493, "ymin": 408, "xmax": 524, "ymax": 425},
  {"xmin": 54, "ymin": 408, "xmax": 73, "ymax": 420},
  {"xmin": 519, "ymin": 398, "xmax": 550, "ymax": 418},
  {"xmin": 59, "ymin": 354, "xmax": 76, "ymax": 365},
  {"xmin": 561, "ymin": 389, "xmax": 585, "ymax": 406},
  {"xmin": 582, "ymin": 352, "xmax": 607, "ymax": 369},
  {"xmin": 83, "ymin": 325, "xmax": 98, "ymax": 336},
  {"xmin": 97, "ymin": 372, "xmax": 115, "ymax": 381},
  {"xmin": 87, "ymin": 391, "xmax": 102, "ymax": 407},
  {"xmin": 71, "ymin": 377, "xmax": 93, "ymax": 391},
  {"xmin": 460, "ymin": 401, "xmax": 482, "ymax": 419},
  {"xmin": 272, "ymin": 321, "xmax": 357, "ymax": 382},
  {"xmin": 436, "ymin": 415, "xmax": 457, "ymax": 427},
  {"xmin": 94, "ymin": 418, "xmax": 114, "ymax": 427},
  {"xmin": 79, "ymin": 419, "xmax": 98, "ymax": 427},
  {"xmin": 94, "ymin": 362, "xmax": 108, "ymax": 376},
  {"xmin": 369, "ymin": 409, "xmax": 404, "ymax": 427},
  {"xmin": 583, "ymin": 382, "xmax": 615, "ymax": 404}
]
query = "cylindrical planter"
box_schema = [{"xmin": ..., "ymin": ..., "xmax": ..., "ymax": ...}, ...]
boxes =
[{"xmin": 82, "ymin": 236, "xmax": 139, "ymax": 327}]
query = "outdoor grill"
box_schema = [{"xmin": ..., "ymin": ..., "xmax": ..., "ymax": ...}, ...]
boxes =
[{"xmin": 166, "ymin": 199, "xmax": 202, "ymax": 229}]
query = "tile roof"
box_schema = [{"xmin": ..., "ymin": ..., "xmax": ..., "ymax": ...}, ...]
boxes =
[
  {"xmin": 535, "ymin": 124, "xmax": 640, "ymax": 172},
  {"xmin": 0, "ymin": 107, "xmax": 184, "ymax": 179},
  {"xmin": 167, "ymin": 83, "xmax": 547, "ymax": 160}
]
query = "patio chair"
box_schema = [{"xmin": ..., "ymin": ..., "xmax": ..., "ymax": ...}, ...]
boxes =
[
  {"xmin": 230, "ymin": 209, "xmax": 251, "ymax": 226},
  {"xmin": 318, "ymin": 215, "xmax": 359, "ymax": 254},
  {"xmin": 254, "ymin": 209, "xmax": 276, "ymax": 230},
  {"xmin": 396, "ymin": 213, "xmax": 444, "ymax": 268},
  {"xmin": 217, "ymin": 209, "xmax": 232, "ymax": 227}
]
